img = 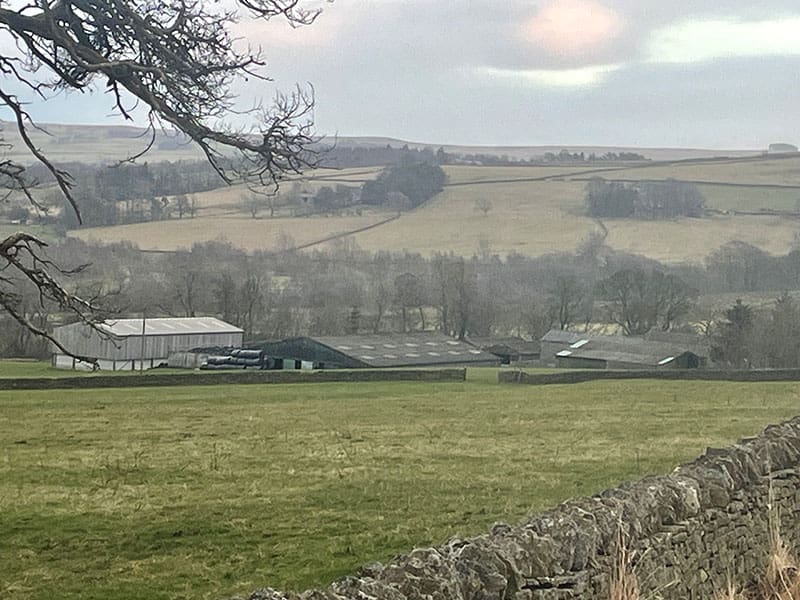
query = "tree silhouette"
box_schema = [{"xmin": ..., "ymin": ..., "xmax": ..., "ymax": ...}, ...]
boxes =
[{"xmin": 0, "ymin": 0, "xmax": 325, "ymax": 354}]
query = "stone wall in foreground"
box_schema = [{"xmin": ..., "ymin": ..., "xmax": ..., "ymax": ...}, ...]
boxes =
[{"xmin": 244, "ymin": 417, "xmax": 800, "ymax": 600}]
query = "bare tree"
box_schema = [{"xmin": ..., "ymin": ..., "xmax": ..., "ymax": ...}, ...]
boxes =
[
  {"xmin": 241, "ymin": 191, "xmax": 267, "ymax": 219},
  {"xmin": 474, "ymin": 197, "xmax": 493, "ymax": 216},
  {"xmin": 597, "ymin": 268, "xmax": 697, "ymax": 335},
  {"xmin": 548, "ymin": 274, "xmax": 586, "ymax": 331},
  {"xmin": 0, "ymin": 0, "xmax": 324, "ymax": 351}
]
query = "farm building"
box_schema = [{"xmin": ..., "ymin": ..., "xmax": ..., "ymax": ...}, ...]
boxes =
[
  {"xmin": 555, "ymin": 335, "xmax": 703, "ymax": 370},
  {"xmin": 468, "ymin": 336, "xmax": 540, "ymax": 364},
  {"xmin": 644, "ymin": 330, "xmax": 711, "ymax": 363},
  {"xmin": 51, "ymin": 317, "xmax": 243, "ymax": 371},
  {"xmin": 249, "ymin": 332, "xmax": 501, "ymax": 369},
  {"xmin": 539, "ymin": 329, "xmax": 590, "ymax": 366}
]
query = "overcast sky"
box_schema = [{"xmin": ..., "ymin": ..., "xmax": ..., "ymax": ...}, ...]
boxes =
[{"xmin": 12, "ymin": 0, "xmax": 800, "ymax": 149}]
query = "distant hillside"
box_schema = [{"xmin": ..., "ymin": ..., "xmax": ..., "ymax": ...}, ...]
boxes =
[
  {"xmin": 333, "ymin": 136, "xmax": 759, "ymax": 162},
  {"xmin": 68, "ymin": 154, "xmax": 800, "ymax": 263},
  {"xmin": 0, "ymin": 121, "xmax": 759, "ymax": 164}
]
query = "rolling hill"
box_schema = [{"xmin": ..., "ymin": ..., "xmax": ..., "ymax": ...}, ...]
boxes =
[{"xmin": 67, "ymin": 154, "xmax": 800, "ymax": 263}]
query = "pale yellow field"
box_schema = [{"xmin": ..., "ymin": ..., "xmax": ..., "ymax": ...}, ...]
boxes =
[
  {"xmin": 340, "ymin": 181, "xmax": 592, "ymax": 257},
  {"xmin": 1, "ymin": 122, "xmax": 205, "ymax": 164},
  {"xmin": 693, "ymin": 184, "xmax": 800, "ymax": 212},
  {"xmin": 64, "ymin": 159, "xmax": 800, "ymax": 262},
  {"xmin": 582, "ymin": 156, "xmax": 800, "ymax": 186},
  {"xmin": 303, "ymin": 166, "xmax": 383, "ymax": 182},
  {"xmin": 341, "ymin": 180, "xmax": 800, "ymax": 261},
  {"xmin": 602, "ymin": 215, "xmax": 798, "ymax": 263},
  {"xmin": 69, "ymin": 214, "xmax": 388, "ymax": 252}
]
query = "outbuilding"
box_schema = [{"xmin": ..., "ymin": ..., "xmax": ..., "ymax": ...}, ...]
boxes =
[
  {"xmin": 468, "ymin": 336, "xmax": 540, "ymax": 365},
  {"xmin": 250, "ymin": 332, "xmax": 501, "ymax": 369},
  {"xmin": 555, "ymin": 336, "xmax": 702, "ymax": 370},
  {"xmin": 51, "ymin": 317, "xmax": 243, "ymax": 371},
  {"xmin": 539, "ymin": 329, "xmax": 589, "ymax": 366}
]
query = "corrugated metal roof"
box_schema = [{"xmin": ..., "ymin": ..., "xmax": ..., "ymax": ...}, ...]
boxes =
[
  {"xmin": 644, "ymin": 330, "xmax": 711, "ymax": 356},
  {"xmin": 558, "ymin": 336, "xmax": 695, "ymax": 366},
  {"xmin": 468, "ymin": 336, "xmax": 541, "ymax": 354},
  {"xmin": 313, "ymin": 333, "xmax": 500, "ymax": 367},
  {"xmin": 96, "ymin": 317, "xmax": 243, "ymax": 337},
  {"xmin": 541, "ymin": 329, "xmax": 587, "ymax": 344}
]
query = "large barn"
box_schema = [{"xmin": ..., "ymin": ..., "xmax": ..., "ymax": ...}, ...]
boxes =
[
  {"xmin": 250, "ymin": 332, "xmax": 501, "ymax": 369},
  {"xmin": 51, "ymin": 317, "xmax": 243, "ymax": 371},
  {"xmin": 555, "ymin": 336, "xmax": 703, "ymax": 370}
]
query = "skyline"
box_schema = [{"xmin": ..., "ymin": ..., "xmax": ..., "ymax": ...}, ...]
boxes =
[{"xmin": 3, "ymin": 0, "xmax": 800, "ymax": 149}]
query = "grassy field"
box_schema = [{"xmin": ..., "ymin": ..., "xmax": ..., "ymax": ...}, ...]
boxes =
[
  {"xmin": 342, "ymin": 180, "xmax": 799, "ymax": 261},
  {"xmin": 581, "ymin": 156, "xmax": 800, "ymax": 186},
  {"xmin": 58, "ymin": 156, "xmax": 800, "ymax": 261},
  {"xmin": 694, "ymin": 183, "xmax": 800, "ymax": 212},
  {"xmin": 69, "ymin": 213, "xmax": 390, "ymax": 253},
  {"xmin": 1, "ymin": 377, "xmax": 799, "ymax": 600},
  {"xmin": 0, "ymin": 359, "xmax": 198, "ymax": 378}
]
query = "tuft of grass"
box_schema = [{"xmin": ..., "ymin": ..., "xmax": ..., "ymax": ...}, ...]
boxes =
[
  {"xmin": 610, "ymin": 527, "xmax": 640, "ymax": 600},
  {"xmin": 715, "ymin": 580, "xmax": 746, "ymax": 600},
  {"xmin": 761, "ymin": 490, "xmax": 800, "ymax": 600}
]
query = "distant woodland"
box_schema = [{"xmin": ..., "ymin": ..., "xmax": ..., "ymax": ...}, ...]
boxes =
[{"xmin": 5, "ymin": 230, "xmax": 800, "ymax": 371}]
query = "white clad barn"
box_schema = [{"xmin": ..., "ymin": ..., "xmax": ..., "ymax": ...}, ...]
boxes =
[{"xmin": 51, "ymin": 317, "xmax": 243, "ymax": 371}]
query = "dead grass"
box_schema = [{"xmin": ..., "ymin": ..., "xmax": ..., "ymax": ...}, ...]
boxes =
[
  {"xmin": 583, "ymin": 157, "xmax": 800, "ymax": 187},
  {"xmin": 610, "ymin": 528, "xmax": 641, "ymax": 600},
  {"xmin": 760, "ymin": 494, "xmax": 800, "ymax": 600},
  {"xmin": 715, "ymin": 581, "xmax": 746, "ymax": 600},
  {"xmin": 69, "ymin": 213, "xmax": 387, "ymax": 252}
]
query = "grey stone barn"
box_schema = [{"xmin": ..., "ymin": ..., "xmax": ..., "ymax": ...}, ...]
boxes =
[
  {"xmin": 250, "ymin": 332, "xmax": 501, "ymax": 369},
  {"xmin": 555, "ymin": 335, "xmax": 703, "ymax": 370},
  {"xmin": 51, "ymin": 317, "xmax": 243, "ymax": 371}
]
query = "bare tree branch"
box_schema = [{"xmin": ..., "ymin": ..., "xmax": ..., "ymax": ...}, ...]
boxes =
[{"xmin": 0, "ymin": 0, "xmax": 328, "ymax": 357}]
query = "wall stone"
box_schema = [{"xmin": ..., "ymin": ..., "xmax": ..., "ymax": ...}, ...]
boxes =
[
  {"xmin": 242, "ymin": 417, "xmax": 800, "ymax": 600},
  {"xmin": 0, "ymin": 368, "xmax": 466, "ymax": 390},
  {"xmin": 499, "ymin": 368, "xmax": 800, "ymax": 386}
]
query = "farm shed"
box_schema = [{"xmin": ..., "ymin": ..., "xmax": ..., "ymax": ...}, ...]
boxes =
[
  {"xmin": 540, "ymin": 329, "xmax": 591, "ymax": 366},
  {"xmin": 468, "ymin": 336, "xmax": 540, "ymax": 364},
  {"xmin": 644, "ymin": 330, "xmax": 711, "ymax": 364},
  {"xmin": 52, "ymin": 317, "xmax": 243, "ymax": 371},
  {"xmin": 555, "ymin": 335, "xmax": 702, "ymax": 370},
  {"xmin": 250, "ymin": 332, "xmax": 501, "ymax": 369}
]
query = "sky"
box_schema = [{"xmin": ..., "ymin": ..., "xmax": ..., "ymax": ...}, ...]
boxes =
[{"xmin": 7, "ymin": 0, "xmax": 800, "ymax": 149}]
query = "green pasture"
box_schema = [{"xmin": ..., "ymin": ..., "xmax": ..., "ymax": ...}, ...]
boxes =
[
  {"xmin": 1, "ymin": 377, "xmax": 799, "ymax": 600},
  {"xmin": 0, "ymin": 359, "xmax": 188, "ymax": 379}
]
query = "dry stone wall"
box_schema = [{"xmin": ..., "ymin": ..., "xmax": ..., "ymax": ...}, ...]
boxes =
[
  {"xmin": 0, "ymin": 368, "xmax": 466, "ymax": 390},
  {"xmin": 243, "ymin": 417, "xmax": 800, "ymax": 600},
  {"xmin": 499, "ymin": 368, "xmax": 800, "ymax": 386}
]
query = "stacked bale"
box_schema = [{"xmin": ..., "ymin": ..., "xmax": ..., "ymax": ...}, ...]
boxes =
[{"xmin": 201, "ymin": 348, "xmax": 268, "ymax": 370}]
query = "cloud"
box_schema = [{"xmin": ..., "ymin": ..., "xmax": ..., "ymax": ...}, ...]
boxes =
[
  {"xmin": 524, "ymin": 0, "xmax": 625, "ymax": 58},
  {"xmin": 645, "ymin": 17, "xmax": 800, "ymax": 64},
  {"xmin": 478, "ymin": 63, "xmax": 621, "ymax": 87}
]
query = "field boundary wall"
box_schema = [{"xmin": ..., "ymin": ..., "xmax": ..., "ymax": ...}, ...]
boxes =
[
  {"xmin": 244, "ymin": 416, "xmax": 800, "ymax": 600},
  {"xmin": 499, "ymin": 368, "xmax": 800, "ymax": 386},
  {"xmin": 0, "ymin": 368, "xmax": 466, "ymax": 391}
]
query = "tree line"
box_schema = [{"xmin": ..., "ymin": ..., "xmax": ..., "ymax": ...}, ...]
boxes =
[{"xmin": 7, "ymin": 232, "xmax": 800, "ymax": 367}]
